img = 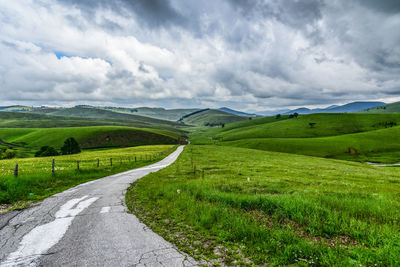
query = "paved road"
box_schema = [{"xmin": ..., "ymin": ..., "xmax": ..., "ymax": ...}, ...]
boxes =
[{"xmin": 0, "ymin": 146, "xmax": 197, "ymax": 267}]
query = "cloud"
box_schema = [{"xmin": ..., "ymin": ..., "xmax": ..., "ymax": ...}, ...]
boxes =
[{"xmin": 0, "ymin": 0, "xmax": 399, "ymax": 110}]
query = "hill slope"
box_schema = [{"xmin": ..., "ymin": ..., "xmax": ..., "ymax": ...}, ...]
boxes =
[
  {"xmin": 103, "ymin": 107, "xmax": 200, "ymax": 121},
  {"xmin": 181, "ymin": 109, "xmax": 249, "ymax": 126},
  {"xmin": 362, "ymin": 101, "xmax": 400, "ymax": 113},
  {"xmin": 216, "ymin": 113, "xmax": 400, "ymax": 141},
  {"xmin": 30, "ymin": 107, "xmax": 182, "ymax": 127},
  {"xmin": 0, "ymin": 126, "xmax": 179, "ymax": 157}
]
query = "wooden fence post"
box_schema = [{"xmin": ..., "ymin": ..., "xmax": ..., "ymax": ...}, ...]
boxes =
[
  {"xmin": 52, "ymin": 159, "xmax": 55, "ymax": 174},
  {"xmin": 129, "ymin": 156, "xmax": 131, "ymax": 162},
  {"xmin": 120, "ymin": 157, "xmax": 122, "ymax": 165},
  {"xmin": 14, "ymin": 164, "xmax": 18, "ymax": 177},
  {"xmin": 77, "ymin": 160, "xmax": 80, "ymax": 170},
  {"xmin": 202, "ymin": 169, "xmax": 204, "ymax": 179},
  {"xmin": 135, "ymin": 156, "xmax": 137, "ymax": 162},
  {"xmin": 110, "ymin": 158, "xmax": 112, "ymax": 166}
]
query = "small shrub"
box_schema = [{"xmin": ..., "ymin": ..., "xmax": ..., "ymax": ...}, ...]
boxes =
[{"xmin": 35, "ymin": 146, "xmax": 59, "ymax": 157}]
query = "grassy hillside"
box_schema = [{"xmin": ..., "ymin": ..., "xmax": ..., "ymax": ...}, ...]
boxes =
[
  {"xmin": 30, "ymin": 107, "xmax": 183, "ymax": 127},
  {"xmin": 0, "ymin": 126, "xmax": 179, "ymax": 157},
  {"xmin": 126, "ymin": 145, "xmax": 400, "ymax": 266},
  {"xmin": 189, "ymin": 113, "xmax": 400, "ymax": 162},
  {"xmin": 103, "ymin": 107, "xmax": 200, "ymax": 121},
  {"xmin": 216, "ymin": 113, "xmax": 400, "ymax": 141},
  {"xmin": 181, "ymin": 109, "xmax": 249, "ymax": 126},
  {"xmin": 362, "ymin": 101, "xmax": 400, "ymax": 113},
  {"xmin": 222, "ymin": 126, "xmax": 400, "ymax": 162}
]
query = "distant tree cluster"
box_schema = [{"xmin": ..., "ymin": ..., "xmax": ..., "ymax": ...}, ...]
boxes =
[
  {"xmin": 376, "ymin": 121, "xmax": 397, "ymax": 128},
  {"xmin": 289, "ymin": 112, "xmax": 299, "ymax": 118},
  {"xmin": 35, "ymin": 137, "xmax": 81, "ymax": 157},
  {"xmin": 204, "ymin": 122, "xmax": 225, "ymax": 127},
  {"xmin": 0, "ymin": 148, "xmax": 16, "ymax": 159}
]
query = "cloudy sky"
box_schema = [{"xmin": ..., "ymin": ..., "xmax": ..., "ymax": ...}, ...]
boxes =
[{"xmin": 1, "ymin": 0, "xmax": 400, "ymax": 111}]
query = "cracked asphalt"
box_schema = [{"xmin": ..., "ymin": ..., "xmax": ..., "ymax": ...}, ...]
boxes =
[{"xmin": 0, "ymin": 146, "xmax": 198, "ymax": 266}]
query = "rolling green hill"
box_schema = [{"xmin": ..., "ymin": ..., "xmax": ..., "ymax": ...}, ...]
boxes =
[
  {"xmin": 0, "ymin": 126, "xmax": 179, "ymax": 157},
  {"xmin": 181, "ymin": 109, "xmax": 249, "ymax": 126},
  {"xmin": 222, "ymin": 126, "xmax": 400, "ymax": 162},
  {"xmin": 362, "ymin": 101, "xmax": 400, "ymax": 113},
  {"xmin": 190, "ymin": 113, "xmax": 400, "ymax": 163},
  {"xmin": 216, "ymin": 113, "xmax": 400, "ymax": 141},
  {"xmin": 30, "ymin": 107, "xmax": 183, "ymax": 127}
]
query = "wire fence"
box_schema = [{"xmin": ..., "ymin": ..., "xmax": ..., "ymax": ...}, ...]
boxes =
[{"xmin": 2, "ymin": 146, "xmax": 177, "ymax": 178}]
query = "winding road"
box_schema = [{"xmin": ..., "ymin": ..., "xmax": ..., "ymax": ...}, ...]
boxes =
[{"xmin": 0, "ymin": 145, "xmax": 197, "ymax": 266}]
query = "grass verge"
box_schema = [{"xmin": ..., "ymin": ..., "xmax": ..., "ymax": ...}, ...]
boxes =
[
  {"xmin": 126, "ymin": 145, "xmax": 400, "ymax": 266},
  {"xmin": 0, "ymin": 145, "xmax": 176, "ymax": 205}
]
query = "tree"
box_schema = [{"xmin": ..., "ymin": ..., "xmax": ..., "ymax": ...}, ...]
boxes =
[
  {"xmin": 35, "ymin": 146, "xmax": 59, "ymax": 157},
  {"xmin": 276, "ymin": 114, "xmax": 281, "ymax": 119},
  {"xmin": 61, "ymin": 137, "xmax": 81, "ymax": 155},
  {"xmin": 293, "ymin": 112, "xmax": 299, "ymax": 118},
  {"xmin": 221, "ymin": 123, "xmax": 225, "ymax": 128}
]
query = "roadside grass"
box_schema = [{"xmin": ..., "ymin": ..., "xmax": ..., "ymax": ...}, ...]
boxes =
[
  {"xmin": 0, "ymin": 145, "xmax": 176, "ymax": 205},
  {"xmin": 126, "ymin": 145, "xmax": 400, "ymax": 266}
]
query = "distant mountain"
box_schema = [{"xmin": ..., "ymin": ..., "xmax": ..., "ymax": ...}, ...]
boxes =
[
  {"xmin": 218, "ymin": 107, "xmax": 258, "ymax": 117},
  {"xmin": 256, "ymin": 109, "xmax": 291, "ymax": 116},
  {"xmin": 283, "ymin": 101, "xmax": 386, "ymax": 115}
]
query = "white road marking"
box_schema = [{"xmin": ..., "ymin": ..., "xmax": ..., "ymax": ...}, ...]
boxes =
[
  {"xmin": 1, "ymin": 196, "xmax": 98, "ymax": 267},
  {"xmin": 100, "ymin": 207, "xmax": 111, "ymax": 213}
]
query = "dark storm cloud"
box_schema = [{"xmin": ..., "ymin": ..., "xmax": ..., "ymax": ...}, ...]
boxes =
[
  {"xmin": 358, "ymin": 0, "xmax": 400, "ymax": 13},
  {"xmin": 58, "ymin": 0, "xmax": 187, "ymax": 28}
]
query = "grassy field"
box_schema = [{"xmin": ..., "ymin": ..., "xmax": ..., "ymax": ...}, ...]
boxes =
[
  {"xmin": 0, "ymin": 145, "xmax": 176, "ymax": 205},
  {"xmin": 126, "ymin": 145, "xmax": 400, "ymax": 266},
  {"xmin": 181, "ymin": 109, "xmax": 249, "ymax": 126},
  {"xmin": 0, "ymin": 126, "xmax": 181, "ymax": 158}
]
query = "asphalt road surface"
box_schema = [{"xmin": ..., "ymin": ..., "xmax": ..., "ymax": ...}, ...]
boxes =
[{"xmin": 0, "ymin": 145, "xmax": 198, "ymax": 266}]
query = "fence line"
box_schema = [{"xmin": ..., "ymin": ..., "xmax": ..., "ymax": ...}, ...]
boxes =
[{"xmin": 10, "ymin": 146, "xmax": 177, "ymax": 177}]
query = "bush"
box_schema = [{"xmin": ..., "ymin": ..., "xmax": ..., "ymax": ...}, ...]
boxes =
[
  {"xmin": 35, "ymin": 146, "xmax": 59, "ymax": 157},
  {"xmin": 3, "ymin": 149, "xmax": 16, "ymax": 159},
  {"xmin": 61, "ymin": 137, "xmax": 81, "ymax": 155}
]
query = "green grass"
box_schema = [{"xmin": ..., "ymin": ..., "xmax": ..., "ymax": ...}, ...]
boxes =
[
  {"xmin": 0, "ymin": 145, "xmax": 176, "ymax": 204},
  {"xmin": 0, "ymin": 126, "xmax": 179, "ymax": 157},
  {"xmin": 182, "ymin": 109, "xmax": 249, "ymax": 126},
  {"xmin": 126, "ymin": 145, "xmax": 400, "ymax": 266}
]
